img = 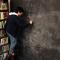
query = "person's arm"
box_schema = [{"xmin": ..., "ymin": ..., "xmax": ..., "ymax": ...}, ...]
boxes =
[{"xmin": 15, "ymin": 16, "xmax": 33, "ymax": 28}]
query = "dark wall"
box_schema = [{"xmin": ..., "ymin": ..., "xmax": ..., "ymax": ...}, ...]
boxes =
[
  {"xmin": 12, "ymin": 0, "xmax": 60, "ymax": 13},
  {"xmin": 12, "ymin": 0, "xmax": 60, "ymax": 60}
]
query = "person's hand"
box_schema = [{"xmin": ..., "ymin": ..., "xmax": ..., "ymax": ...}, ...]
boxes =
[
  {"xmin": 27, "ymin": 16, "xmax": 33, "ymax": 25},
  {"xmin": 29, "ymin": 20, "xmax": 33, "ymax": 24}
]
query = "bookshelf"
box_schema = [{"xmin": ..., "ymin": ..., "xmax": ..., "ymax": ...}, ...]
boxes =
[{"xmin": 0, "ymin": 0, "xmax": 9, "ymax": 60}]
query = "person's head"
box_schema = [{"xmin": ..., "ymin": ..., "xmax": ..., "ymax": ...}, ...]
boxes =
[{"xmin": 14, "ymin": 6, "xmax": 24, "ymax": 16}]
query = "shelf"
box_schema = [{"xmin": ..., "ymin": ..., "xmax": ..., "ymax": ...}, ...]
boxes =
[
  {"xmin": 0, "ymin": 50, "xmax": 9, "ymax": 55},
  {"xmin": 0, "ymin": 35, "xmax": 7, "ymax": 39},
  {"xmin": 0, "ymin": 43, "xmax": 8, "ymax": 47},
  {"xmin": 0, "ymin": 28, "xmax": 4, "ymax": 30},
  {"xmin": 0, "ymin": 9, "xmax": 8, "ymax": 12},
  {"xmin": 0, "ymin": 19, "xmax": 6, "ymax": 21},
  {"xmin": 0, "ymin": 1, "xmax": 9, "ymax": 59}
]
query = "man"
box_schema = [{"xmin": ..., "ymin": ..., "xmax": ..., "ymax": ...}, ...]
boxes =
[
  {"xmin": 5, "ymin": 6, "xmax": 33, "ymax": 59},
  {"xmin": 5, "ymin": 7, "xmax": 26, "ymax": 55}
]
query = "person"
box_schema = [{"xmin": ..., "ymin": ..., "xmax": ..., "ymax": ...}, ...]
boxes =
[{"xmin": 4, "ymin": 6, "xmax": 33, "ymax": 60}]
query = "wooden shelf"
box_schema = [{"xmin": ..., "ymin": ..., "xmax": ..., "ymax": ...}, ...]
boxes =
[
  {"xmin": 0, "ymin": 43, "xmax": 8, "ymax": 47},
  {"xmin": 0, "ymin": 28, "xmax": 4, "ymax": 30},
  {"xmin": 0, "ymin": 36, "xmax": 7, "ymax": 39},
  {"xmin": 0, "ymin": 9, "xmax": 8, "ymax": 12},
  {"xmin": 0, "ymin": 19, "xmax": 6, "ymax": 21}
]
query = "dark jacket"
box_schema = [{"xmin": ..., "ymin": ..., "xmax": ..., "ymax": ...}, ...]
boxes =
[{"xmin": 5, "ymin": 13, "xmax": 27, "ymax": 37}]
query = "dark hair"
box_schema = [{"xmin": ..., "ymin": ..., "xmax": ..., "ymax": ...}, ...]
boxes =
[{"xmin": 14, "ymin": 6, "xmax": 24, "ymax": 13}]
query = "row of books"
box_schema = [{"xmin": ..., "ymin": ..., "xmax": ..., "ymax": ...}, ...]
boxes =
[
  {"xmin": 0, "ymin": 2, "xmax": 8, "ymax": 20},
  {"xmin": 0, "ymin": 21, "xmax": 6, "ymax": 29},
  {"xmin": 0, "ymin": 37, "xmax": 9, "ymax": 60},
  {"xmin": 0, "ymin": 12, "xmax": 8, "ymax": 20},
  {"xmin": 0, "ymin": 2, "xmax": 7, "ymax": 10}
]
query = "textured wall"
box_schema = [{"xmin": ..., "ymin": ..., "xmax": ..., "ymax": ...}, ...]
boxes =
[{"xmin": 12, "ymin": 0, "xmax": 60, "ymax": 60}]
